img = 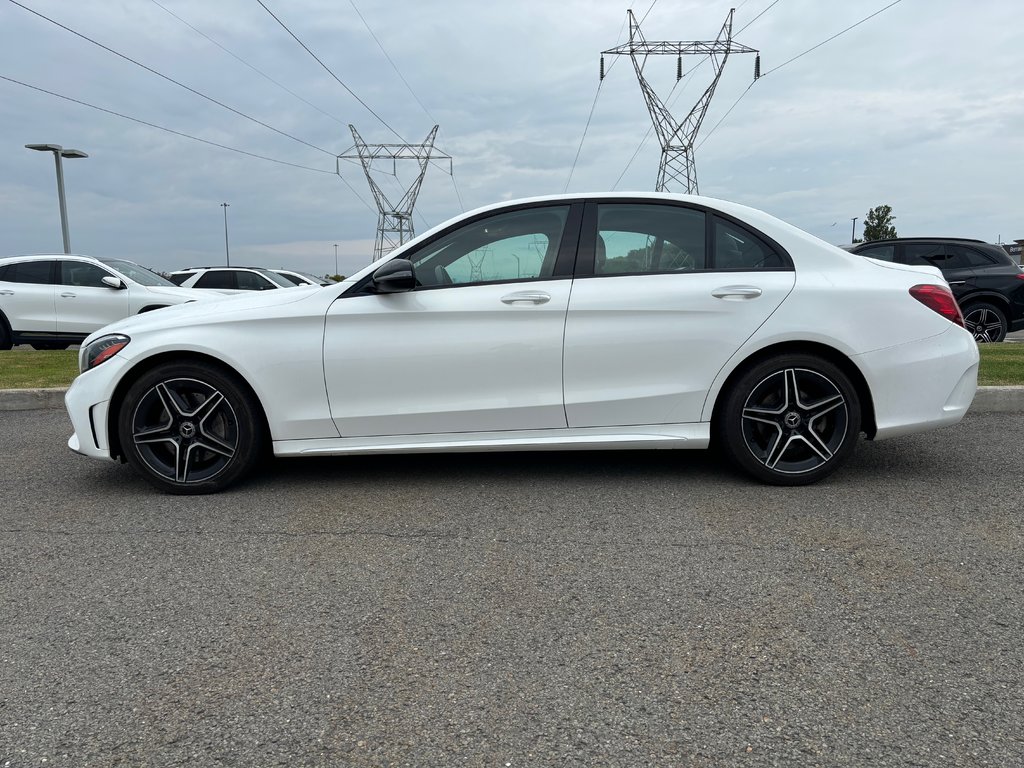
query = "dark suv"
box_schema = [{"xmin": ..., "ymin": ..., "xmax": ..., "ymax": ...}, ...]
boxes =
[{"xmin": 850, "ymin": 238, "xmax": 1024, "ymax": 342}]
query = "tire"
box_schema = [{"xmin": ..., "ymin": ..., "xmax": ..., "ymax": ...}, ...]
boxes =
[
  {"xmin": 0, "ymin": 320, "xmax": 12, "ymax": 351},
  {"xmin": 716, "ymin": 354, "xmax": 861, "ymax": 486},
  {"xmin": 117, "ymin": 361, "xmax": 265, "ymax": 494},
  {"xmin": 962, "ymin": 302, "xmax": 1007, "ymax": 343}
]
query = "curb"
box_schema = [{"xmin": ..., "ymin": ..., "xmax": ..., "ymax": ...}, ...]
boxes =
[
  {"xmin": 3, "ymin": 386, "xmax": 1024, "ymax": 414},
  {"xmin": 0, "ymin": 388, "xmax": 68, "ymax": 412}
]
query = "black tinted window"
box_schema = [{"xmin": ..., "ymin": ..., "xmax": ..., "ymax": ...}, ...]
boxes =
[
  {"xmin": 955, "ymin": 246, "xmax": 996, "ymax": 268},
  {"xmin": 410, "ymin": 205, "xmax": 570, "ymax": 287},
  {"xmin": 1, "ymin": 261, "xmax": 54, "ymax": 284},
  {"xmin": 595, "ymin": 204, "xmax": 706, "ymax": 274},
  {"xmin": 168, "ymin": 273, "xmax": 190, "ymax": 285},
  {"xmin": 60, "ymin": 261, "xmax": 114, "ymax": 288},
  {"xmin": 858, "ymin": 244, "xmax": 895, "ymax": 262},
  {"xmin": 195, "ymin": 271, "xmax": 236, "ymax": 289},
  {"xmin": 903, "ymin": 243, "xmax": 969, "ymax": 269},
  {"xmin": 713, "ymin": 217, "xmax": 785, "ymax": 269},
  {"xmin": 236, "ymin": 271, "xmax": 274, "ymax": 290}
]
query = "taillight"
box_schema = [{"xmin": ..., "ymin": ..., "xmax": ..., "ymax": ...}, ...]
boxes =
[{"xmin": 909, "ymin": 284, "xmax": 964, "ymax": 327}]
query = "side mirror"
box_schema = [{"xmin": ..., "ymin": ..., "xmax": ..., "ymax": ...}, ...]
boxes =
[
  {"xmin": 371, "ymin": 259, "xmax": 416, "ymax": 293},
  {"xmin": 101, "ymin": 276, "xmax": 126, "ymax": 290}
]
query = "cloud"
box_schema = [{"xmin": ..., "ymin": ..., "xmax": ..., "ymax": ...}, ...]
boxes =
[{"xmin": 1, "ymin": 0, "xmax": 1022, "ymax": 274}]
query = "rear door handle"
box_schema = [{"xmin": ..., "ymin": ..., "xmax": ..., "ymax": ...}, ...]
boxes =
[
  {"xmin": 948, "ymin": 280, "xmax": 966, "ymax": 285},
  {"xmin": 711, "ymin": 285, "xmax": 762, "ymax": 300},
  {"xmin": 501, "ymin": 291, "xmax": 551, "ymax": 305},
  {"xmin": 0, "ymin": 289, "xmax": 13, "ymax": 296},
  {"xmin": 60, "ymin": 292, "xmax": 77, "ymax": 298}
]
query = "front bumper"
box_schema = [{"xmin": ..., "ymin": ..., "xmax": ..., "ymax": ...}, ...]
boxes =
[{"xmin": 65, "ymin": 355, "xmax": 132, "ymax": 461}]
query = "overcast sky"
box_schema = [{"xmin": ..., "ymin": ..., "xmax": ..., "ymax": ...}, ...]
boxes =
[{"xmin": 1, "ymin": 0, "xmax": 1022, "ymax": 277}]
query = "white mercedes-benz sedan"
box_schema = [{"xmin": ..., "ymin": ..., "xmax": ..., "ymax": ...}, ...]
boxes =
[{"xmin": 64, "ymin": 193, "xmax": 979, "ymax": 494}]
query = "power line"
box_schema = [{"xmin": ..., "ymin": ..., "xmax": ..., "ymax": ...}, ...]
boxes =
[
  {"xmin": 608, "ymin": 0, "xmax": 773, "ymax": 190},
  {"xmin": 0, "ymin": 74, "xmax": 377, "ymax": 213},
  {"xmin": 148, "ymin": 0, "xmax": 349, "ymax": 129},
  {"xmin": 563, "ymin": 82, "xmax": 604, "ymax": 192},
  {"xmin": 697, "ymin": 0, "xmax": 905, "ymax": 149},
  {"xmin": 564, "ymin": 0, "xmax": 656, "ymax": 191},
  {"xmin": 8, "ymin": 0, "xmax": 337, "ymax": 159},
  {"xmin": 346, "ymin": 0, "xmax": 465, "ymax": 211},
  {"xmin": 761, "ymin": 0, "xmax": 903, "ymax": 76},
  {"xmin": 255, "ymin": 0, "xmax": 404, "ymax": 143}
]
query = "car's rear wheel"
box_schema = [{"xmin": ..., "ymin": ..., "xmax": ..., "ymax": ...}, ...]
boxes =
[
  {"xmin": 117, "ymin": 361, "xmax": 265, "ymax": 494},
  {"xmin": 0, "ymin": 320, "xmax": 12, "ymax": 351},
  {"xmin": 717, "ymin": 354, "xmax": 861, "ymax": 485},
  {"xmin": 962, "ymin": 302, "xmax": 1007, "ymax": 343}
]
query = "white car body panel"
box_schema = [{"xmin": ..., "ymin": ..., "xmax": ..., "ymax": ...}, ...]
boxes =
[
  {"xmin": 63, "ymin": 193, "xmax": 979, "ymax": 487},
  {"xmin": 324, "ymin": 280, "xmax": 572, "ymax": 436},
  {"xmin": 563, "ymin": 271, "xmax": 795, "ymax": 427},
  {"xmin": 1, "ymin": 280, "xmax": 56, "ymax": 332}
]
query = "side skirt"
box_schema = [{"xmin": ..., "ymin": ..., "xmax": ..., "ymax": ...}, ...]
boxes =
[{"xmin": 273, "ymin": 423, "xmax": 711, "ymax": 457}]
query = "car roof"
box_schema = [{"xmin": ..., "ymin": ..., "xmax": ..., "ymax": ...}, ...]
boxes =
[
  {"xmin": 172, "ymin": 266, "xmax": 273, "ymax": 272},
  {"xmin": 0, "ymin": 253, "xmax": 101, "ymax": 263},
  {"xmin": 856, "ymin": 237, "xmax": 988, "ymax": 244}
]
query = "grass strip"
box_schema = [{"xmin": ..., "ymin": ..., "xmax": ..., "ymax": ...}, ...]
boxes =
[{"xmin": 0, "ymin": 342, "xmax": 1021, "ymax": 390}]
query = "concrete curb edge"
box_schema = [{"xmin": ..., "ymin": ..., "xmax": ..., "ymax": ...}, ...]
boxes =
[{"xmin": 3, "ymin": 386, "xmax": 1024, "ymax": 414}]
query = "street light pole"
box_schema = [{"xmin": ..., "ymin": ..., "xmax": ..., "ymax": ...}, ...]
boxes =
[
  {"xmin": 25, "ymin": 143, "xmax": 88, "ymax": 254},
  {"xmin": 333, "ymin": 243, "xmax": 338, "ymax": 277},
  {"xmin": 850, "ymin": 217, "xmax": 858, "ymax": 245},
  {"xmin": 221, "ymin": 203, "xmax": 231, "ymax": 266}
]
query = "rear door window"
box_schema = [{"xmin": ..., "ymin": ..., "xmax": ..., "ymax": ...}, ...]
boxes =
[
  {"xmin": 195, "ymin": 271, "xmax": 237, "ymax": 290},
  {"xmin": 858, "ymin": 244, "xmax": 896, "ymax": 262},
  {"xmin": 1, "ymin": 260, "xmax": 55, "ymax": 284}
]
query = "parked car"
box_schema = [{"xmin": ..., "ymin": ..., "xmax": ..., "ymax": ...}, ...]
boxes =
[
  {"xmin": 848, "ymin": 238, "xmax": 1024, "ymax": 342},
  {"xmin": 272, "ymin": 269, "xmax": 336, "ymax": 287},
  {"xmin": 65, "ymin": 193, "xmax": 978, "ymax": 494},
  {"xmin": 169, "ymin": 266, "xmax": 298, "ymax": 293},
  {"xmin": 0, "ymin": 254, "xmax": 212, "ymax": 350}
]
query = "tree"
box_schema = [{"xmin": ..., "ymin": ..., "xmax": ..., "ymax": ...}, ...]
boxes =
[{"xmin": 862, "ymin": 205, "xmax": 897, "ymax": 241}]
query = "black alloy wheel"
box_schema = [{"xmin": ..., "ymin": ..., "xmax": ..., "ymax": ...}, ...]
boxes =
[
  {"xmin": 118, "ymin": 362, "xmax": 264, "ymax": 494},
  {"xmin": 962, "ymin": 302, "xmax": 1007, "ymax": 343},
  {"xmin": 718, "ymin": 354, "xmax": 861, "ymax": 485}
]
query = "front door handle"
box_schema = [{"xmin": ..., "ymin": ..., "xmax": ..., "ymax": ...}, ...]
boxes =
[
  {"xmin": 501, "ymin": 291, "xmax": 551, "ymax": 305},
  {"xmin": 0, "ymin": 289, "xmax": 13, "ymax": 296},
  {"xmin": 60, "ymin": 292, "xmax": 77, "ymax": 298},
  {"xmin": 711, "ymin": 285, "xmax": 762, "ymax": 300}
]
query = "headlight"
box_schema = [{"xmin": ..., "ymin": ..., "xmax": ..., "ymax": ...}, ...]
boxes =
[{"xmin": 81, "ymin": 334, "xmax": 131, "ymax": 373}]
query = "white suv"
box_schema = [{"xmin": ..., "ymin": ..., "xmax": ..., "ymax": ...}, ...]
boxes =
[
  {"xmin": 169, "ymin": 266, "xmax": 298, "ymax": 293},
  {"xmin": 0, "ymin": 254, "xmax": 211, "ymax": 350}
]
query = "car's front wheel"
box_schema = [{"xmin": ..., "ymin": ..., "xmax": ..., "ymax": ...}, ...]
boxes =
[
  {"xmin": 717, "ymin": 354, "xmax": 861, "ymax": 485},
  {"xmin": 117, "ymin": 361, "xmax": 265, "ymax": 494},
  {"xmin": 962, "ymin": 302, "xmax": 1007, "ymax": 343}
]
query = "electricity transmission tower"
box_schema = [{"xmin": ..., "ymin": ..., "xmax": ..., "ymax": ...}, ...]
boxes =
[
  {"xmin": 338, "ymin": 125, "xmax": 451, "ymax": 260},
  {"xmin": 601, "ymin": 8, "xmax": 759, "ymax": 193}
]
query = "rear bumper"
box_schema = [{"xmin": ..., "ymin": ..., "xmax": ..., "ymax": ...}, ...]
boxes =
[{"xmin": 855, "ymin": 326, "xmax": 979, "ymax": 440}]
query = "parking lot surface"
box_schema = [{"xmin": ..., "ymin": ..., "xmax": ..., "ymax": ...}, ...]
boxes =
[{"xmin": 2, "ymin": 409, "xmax": 1022, "ymax": 766}]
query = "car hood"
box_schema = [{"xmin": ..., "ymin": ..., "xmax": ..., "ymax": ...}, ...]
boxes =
[
  {"xmin": 140, "ymin": 285, "xmax": 221, "ymax": 302},
  {"xmin": 84, "ymin": 283, "xmax": 329, "ymax": 343}
]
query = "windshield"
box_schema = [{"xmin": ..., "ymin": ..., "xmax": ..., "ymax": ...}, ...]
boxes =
[
  {"xmin": 254, "ymin": 268, "xmax": 298, "ymax": 288},
  {"xmin": 100, "ymin": 259, "xmax": 178, "ymax": 287}
]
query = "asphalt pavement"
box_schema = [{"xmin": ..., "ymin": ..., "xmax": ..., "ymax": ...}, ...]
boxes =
[{"xmin": 1, "ymin": 409, "xmax": 1023, "ymax": 766}]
